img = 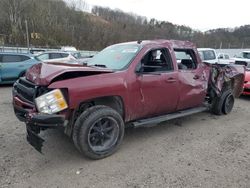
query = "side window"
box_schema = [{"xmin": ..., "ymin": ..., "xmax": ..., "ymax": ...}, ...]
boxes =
[
  {"xmin": 225, "ymin": 54, "xmax": 230, "ymax": 59},
  {"xmin": 50, "ymin": 53, "xmax": 63, "ymax": 59},
  {"xmin": 141, "ymin": 48, "xmax": 173, "ymax": 73},
  {"xmin": 36, "ymin": 53, "xmax": 49, "ymax": 61},
  {"xmin": 2, "ymin": 55, "xmax": 22, "ymax": 63},
  {"xmin": 20, "ymin": 55, "xmax": 30, "ymax": 61},
  {"xmin": 218, "ymin": 54, "xmax": 224, "ymax": 59},
  {"xmin": 174, "ymin": 49, "xmax": 197, "ymax": 70},
  {"xmin": 61, "ymin": 53, "xmax": 69, "ymax": 58}
]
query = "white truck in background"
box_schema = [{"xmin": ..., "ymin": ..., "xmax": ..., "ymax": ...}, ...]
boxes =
[
  {"xmin": 198, "ymin": 48, "xmax": 234, "ymax": 64},
  {"xmin": 218, "ymin": 52, "xmax": 235, "ymax": 64},
  {"xmin": 233, "ymin": 51, "xmax": 250, "ymax": 69}
]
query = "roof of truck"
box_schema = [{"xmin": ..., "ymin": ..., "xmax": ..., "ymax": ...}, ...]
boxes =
[{"xmin": 113, "ymin": 39, "xmax": 196, "ymax": 49}]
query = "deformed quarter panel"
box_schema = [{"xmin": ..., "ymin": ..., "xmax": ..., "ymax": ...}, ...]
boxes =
[{"xmin": 208, "ymin": 64, "xmax": 245, "ymax": 98}]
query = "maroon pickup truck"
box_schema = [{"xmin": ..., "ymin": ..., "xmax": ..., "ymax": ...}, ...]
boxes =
[{"xmin": 12, "ymin": 40, "xmax": 245, "ymax": 159}]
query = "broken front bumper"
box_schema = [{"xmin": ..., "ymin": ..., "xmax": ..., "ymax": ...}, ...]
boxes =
[{"xmin": 13, "ymin": 96, "xmax": 65, "ymax": 152}]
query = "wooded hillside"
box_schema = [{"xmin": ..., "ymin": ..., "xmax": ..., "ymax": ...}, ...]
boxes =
[{"xmin": 0, "ymin": 0, "xmax": 249, "ymax": 50}]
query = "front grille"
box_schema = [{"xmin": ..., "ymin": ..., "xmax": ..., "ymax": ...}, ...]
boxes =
[{"xmin": 14, "ymin": 78, "xmax": 37, "ymax": 104}]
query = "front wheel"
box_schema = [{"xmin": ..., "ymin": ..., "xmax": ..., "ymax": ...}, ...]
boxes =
[{"xmin": 74, "ymin": 105, "xmax": 124, "ymax": 159}]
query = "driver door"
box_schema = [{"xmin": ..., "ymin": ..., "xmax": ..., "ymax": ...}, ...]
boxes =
[{"xmin": 136, "ymin": 48, "xmax": 179, "ymax": 118}]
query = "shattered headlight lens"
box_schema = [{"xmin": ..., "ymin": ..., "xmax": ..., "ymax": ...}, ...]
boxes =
[{"xmin": 35, "ymin": 89, "xmax": 68, "ymax": 114}]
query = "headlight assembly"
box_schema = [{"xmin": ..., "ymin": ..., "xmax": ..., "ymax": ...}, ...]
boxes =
[{"xmin": 35, "ymin": 89, "xmax": 68, "ymax": 114}]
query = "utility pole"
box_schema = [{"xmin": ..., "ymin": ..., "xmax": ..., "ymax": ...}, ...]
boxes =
[
  {"xmin": 25, "ymin": 20, "xmax": 30, "ymax": 52},
  {"xmin": 219, "ymin": 42, "xmax": 222, "ymax": 49},
  {"xmin": 241, "ymin": 42, "xmax": 244, "ymax": 49}
]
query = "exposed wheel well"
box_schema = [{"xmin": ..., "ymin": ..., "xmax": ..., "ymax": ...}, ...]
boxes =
[
  {"xmin": 65, "ymin": 96, "xmax": 125, "ymax": 137},
  {"xmin": 90, "ymin": 96, "xmax": 124, "ymax": 118},
  {"xmin": 222, "ymin": 79, "xmax": 234, "ymax": 92}
]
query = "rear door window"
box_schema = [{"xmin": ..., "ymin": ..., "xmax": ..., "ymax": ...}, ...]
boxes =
[{"xmin": 174, "ymin": 49, "xmax": 197, "ymax": 70}]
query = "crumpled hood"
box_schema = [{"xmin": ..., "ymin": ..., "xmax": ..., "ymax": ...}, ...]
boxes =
[{"xmin": 26, "ymin": 62, "xmax": 113, "ymax": 86}]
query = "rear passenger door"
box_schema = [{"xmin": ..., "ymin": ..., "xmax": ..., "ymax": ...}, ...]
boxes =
[{"xmin": 175, "ymin": 49, "xmax": 208, "ymax": 110}]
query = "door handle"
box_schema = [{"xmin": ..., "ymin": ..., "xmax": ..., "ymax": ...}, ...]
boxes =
[
  {"xmin": 166, "ymin": 77, "xmax": 177, "ymax": 83},
  {"xmin": 193, "ymin": 75, "xmax": 200, "ymax": 80}
]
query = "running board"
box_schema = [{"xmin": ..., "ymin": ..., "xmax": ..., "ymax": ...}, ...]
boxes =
[{"xmin": 131, "ymin": 106, "xmax": 208, "ymax": 128}]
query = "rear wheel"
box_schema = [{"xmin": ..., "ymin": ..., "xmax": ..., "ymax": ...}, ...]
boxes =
[
  {"xmin": 73, "ymin": 105, "xmax": 124, "ymax": 159},
  {"xmin": 211, "ymin": 89, "xmax": 234, "ymax": 115},
  {"xmin": 222, "ymin": 92, "xmax": 234, "ymax": 114}
]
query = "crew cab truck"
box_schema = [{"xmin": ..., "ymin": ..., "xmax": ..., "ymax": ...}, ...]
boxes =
[{"xmin": 12, "ymin": 40, "xmax": 245, "ymax": 159}]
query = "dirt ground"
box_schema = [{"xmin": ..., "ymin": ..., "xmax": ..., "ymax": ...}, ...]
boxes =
[{"xmin": 0, "ymin": 85, "xmax": 250, "ymax": 188}]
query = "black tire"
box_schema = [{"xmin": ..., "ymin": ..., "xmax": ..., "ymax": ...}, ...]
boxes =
[
  {"xmin": 74, "ymin": 105, "xmax": 124, "ymax": 159},
  {"xmin": 211, "ymin": 90, "xmax": 233, "ymax": 115},
  {"xmin": 222, "ymin": 92, "xmax": 234, "ymax": 114},
  {"xmin": 72, "ymin": 105, "xmax": 104, "ymax": 152}
]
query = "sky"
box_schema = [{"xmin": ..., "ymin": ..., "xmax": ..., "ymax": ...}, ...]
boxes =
[{"xmin": 69, "ymin": 0, "xmax": 250, "ymax": 31}]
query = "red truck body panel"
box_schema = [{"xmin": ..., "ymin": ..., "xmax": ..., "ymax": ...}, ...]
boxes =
[
  {"xmin": 20, "ymin": 40, "xmax": 244, "ymax": 123},
  {"xmin": 24, "ymin": 40, "xmax": 206, "ymax": 122}
]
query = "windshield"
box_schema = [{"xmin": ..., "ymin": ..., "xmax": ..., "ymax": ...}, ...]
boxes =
[{"xmin": 87, "ymin": 44, "xmax": 141, "ymax": 70}]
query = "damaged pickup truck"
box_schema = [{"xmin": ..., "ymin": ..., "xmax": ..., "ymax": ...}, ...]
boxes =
[{"xmin": 12, "ymin": 40, "xmax": 245, "ymax": 159}]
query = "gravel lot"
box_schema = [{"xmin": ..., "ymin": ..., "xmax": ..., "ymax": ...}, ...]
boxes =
[{"xmin": 0, "ymin": 85, "xmax": 250, "ymax": 188}]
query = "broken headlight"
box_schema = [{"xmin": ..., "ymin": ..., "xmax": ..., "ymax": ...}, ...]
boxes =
[{"xmin": 35, "ymin": 89, "xmax": 68, "ymax": 114}]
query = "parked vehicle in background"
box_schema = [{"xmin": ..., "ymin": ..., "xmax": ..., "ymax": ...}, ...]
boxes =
[
  {"xmin": 0, "ymin": 52, "xmax": 40, "ymax": 84},
  {"xmin": 29, "ymin": 49, "xmax": 46, "ymax": 55},
  {"xmin": 60, "ymin": 46, "xmax": 77, "ymax": 52},
  {"xmin": 231, "ymin": 51, "xmax": 250, "ymax": 95},
  {"xmin": 243, "ymin": 70, "xmax": 250, "ymax": 95},
  {"xmin": 217, "ymin": 53, "xmax": 235, "ymax": 64},
  {"xmin": 198, "ymin": 48, "xmax": 218, "ymax": 64},
  {"xmin": 13, "ymin": 40, "xmax": 245, "ymax": 159},
  {"xmin": 233, "ymin": 51, "xmax": 250, "ymax": 69},
  {"xmin": 35, "ymin": 51, "xmax": 78, "ymax": 63}
]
